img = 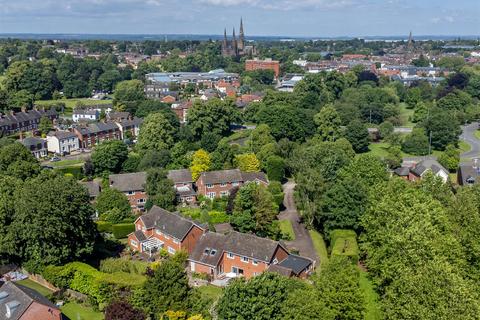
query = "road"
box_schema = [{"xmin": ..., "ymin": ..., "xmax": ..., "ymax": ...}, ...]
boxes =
[
  {"xmin": 460, "ymin": 122, "xmax": 480, "ymax": 160},
  {"xmin": 278, "ymin": 180, "xmax": 319, "ymax": 263}
]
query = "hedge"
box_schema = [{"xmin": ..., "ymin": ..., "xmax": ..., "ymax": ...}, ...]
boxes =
[
  {"xmin": 96, "ymin": 221, "xmax": 113, "ymax": 233},
  {"xmin": 99, "ymin": 257, "xmax": 150, "ymax": 275},
  {"xmin": 112, "ymin": 223, "xmax": 135, "ymax": 239},
  {"xmin": 42, "ymin": 262, "xmax": 146, "ymax": 307},
  {"xmin": 330, "ymin": 229, "xmax": 359, "ymax": 264}
]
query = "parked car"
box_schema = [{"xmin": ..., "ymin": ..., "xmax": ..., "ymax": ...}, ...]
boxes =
[{"xmin": 50, "ymin": 156, "xmax": 61, "ymax": 162}]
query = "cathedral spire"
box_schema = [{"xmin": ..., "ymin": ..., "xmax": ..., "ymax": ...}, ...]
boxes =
[
  {"xmin": 239, "ymin": 18, "xmax": 245, "ymax": 51},
  {"xmin": 222, "ymin": 28, "xmax": 228, "ymax": 55},
  {"xmin": 232, "ymin": 27, "xmax": 238, "ymax": 56}
]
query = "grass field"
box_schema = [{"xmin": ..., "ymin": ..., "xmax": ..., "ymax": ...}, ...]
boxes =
[
  {"xmin": 475, "ymin": 130, "xmax": 480, "ymax": 140},
  {"xmin": 359, "ymin": 270, "xmax": 383, "ymax": 320},
  {"xmin": 16, "ymin": 279, "xmax": 54, "ymax": 297},
  {"xmin": 61, "ymin": 302, "xmax": 104, "ymax": 320},
  {"xmin": 279, "ymin": 219, "xmax": 296, "ymax": 240},
  {"xmin": 35, "ymin": 98, "xmax": 112, "ymax": 116},
  {"xmin": 367, "ymin": 142, "xmax": 444, "ymax": 159},
  {"xmin": 459, "ymin": 140, "xmax": 471, "ymax": 153},
  {"xmin": 197, "ymin": 285, "xmax": 223, "ymax": 301},
  {"xmin": 309, "ymin": 230, "xmax": 329, "ymax": 267},
  {"xmin": 399, "ymin": 103, "xmax": 415, "ymax": 128},
  {"xmin": 48, "ymin": 159, "xmax": 85, "ymax": 168}
]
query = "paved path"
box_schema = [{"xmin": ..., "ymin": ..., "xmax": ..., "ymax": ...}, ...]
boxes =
[
  {"xmin": 460, "ymin": 122, "xmax": 480, "ymax": 160},
  {"xmin": 278, "ymin": 180, "xmax": 319, "ymax": 263}
]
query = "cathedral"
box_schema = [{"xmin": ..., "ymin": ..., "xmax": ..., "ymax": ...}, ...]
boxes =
[{"xmin": 221, "ymin": 18, "xmax": 255, "ymax": 57}]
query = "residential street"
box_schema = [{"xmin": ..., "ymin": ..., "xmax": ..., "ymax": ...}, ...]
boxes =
[
  {"xmin": 278, "ymin": 180, "xmax": 319, "ymax": 263},
  {"xmin": 460, "ymin": 122, "xmax": 480, "ymax": 160}
]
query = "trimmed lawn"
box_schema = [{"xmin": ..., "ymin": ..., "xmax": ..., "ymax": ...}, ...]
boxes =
[
  {"xmin": 279, "ymin": 219, "xmax": 296, "ymax": 240},
  {"xmin": 399, "ymin": 103, "xmax": 415, "ymax": 128},
  {"xmin": 459, "ymin": 140, "xmax": 471, "ymax": 153},
  {"xmin": 197, "ymin": 285, "xmax": 223, "ymax": 301},
  {"xmin": 61, "ymin": 302, "xmax": 104, "ymax": 320},
  {"xmin": 475, "ymin": 130, "xmax": 480, "ymax": 140},
  {"xmin": 49, "ymin": 159, "xmax": 85, "ymax": 168},
  {"xmin": 309, "ymin": 230, "xmax": 329, "ymax": 267},
  {"xmin": 359, "ymin": 270, "xmax": 382, "ymax": 320},
  {"xmin": 35, "ymin": 98, "xmax": 112, "ymax": 116},
  {"xmin": 16, "ymin": 279, "xmax": 53, "ymax": 297},
  {"xmin": 367, "ymin": 142, "xmax": 445, "ymax": 159}
]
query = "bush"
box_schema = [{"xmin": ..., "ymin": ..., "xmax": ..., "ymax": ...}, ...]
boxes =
[
  {"xmin": 96, "ymin": 221, "xmax": 113, "ymax": 233},
  {"xmin": 112, "ymin": 223, "xmax": 135, "ymax": 239},
  {"xmin": 330, "ymin": 229, "xmax": 359, "ymax": 264},
  {"xmin": 208, "ymin": 211, "xmax": 230, "ymax": 224},
  {"xmin": 266, "ymin": 156, "xmax": 285, "ymax": 182}
]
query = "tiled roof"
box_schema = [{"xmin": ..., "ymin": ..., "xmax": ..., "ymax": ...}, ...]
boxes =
[
  {"xmin": 241, "ymin": 171, "xmax": 268, "ymax": 184},
  {"xmin": 79, "ymin": 180, "xmax": 101, "ymax": 198},
  {"xmin": 411, "ymin": 159, "xmax": 447, "ymax": 176},
  {"xmin": 48, "ymin": 130, "xmax": 78, "ymax": 140},
  {"xmin": 168, "ymin": 169, "xmax": 193, "ymax": 184},
  {"xmin": 267, "ymin": 263, "xmax": 294, "ymax": 277},
  {"xmin": 21, "ymin": 137, "xmax": 45, "ymax": 148},
  {"xmin": 223, "ymin": 231, "xmax": 283, "ymax": 263},
  {"xmin": 200, "ymin": 169, "xmax": 243, "ymax": 185},
  {"xmin": 109, "ymin": 172, "xmax": 147, "ymax": 192},
  {"xmin": 277, "ymin": 254, "xmax": 313, "ymax": 275},
  {"xmin": 189, "ymin": 232, "xmax": 226, "ymax": 267}
]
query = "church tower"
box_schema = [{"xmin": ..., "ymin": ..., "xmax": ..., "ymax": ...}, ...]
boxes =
[
  {"xmin": 407, "ymin": 31, "xmax": 414, "ymax": 51},
  {"xmin": 238, "ymin": 18, "xmax": 245, "ymax": 52},
  {"xmin": 232, "ymin": 27, "xmax": 238, "ymax": 56},
  {"xmin": 222, "ymin": 28, "xmax": 228, "ymax": 56}
]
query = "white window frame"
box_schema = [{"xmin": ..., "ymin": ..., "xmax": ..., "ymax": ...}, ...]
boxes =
[
  {"xmin": 252, "ymin": 260, "xmax": 259, "ymax": 266},
  {"xmin": 220, "ymin": 182, "xmax": 227, "ymax": 187},
  {"xmin": 227, "ymin": 252, "xmax": 234, "ymax": 259},
  {"xmin": 137, "ymin": 198, "xmax": 145, "ymax": 204},
  {"xmin": 232, "ymin": 181, "xmax": 240, "ymax": 186},
  {"xmin": 130, "ymin": 240, "xmax": 138, "ymax": 247},
  {"xmin": 241, "ymin": 256, "xmax": 249, "ymax": 263},
  {"xmin": 168, "ymin": 246, "xmax": 176, "ymax": 254},
  {"xmin": 127, "ymin": 191, "xmax": 135, "ymax": 195},
  {"xmin": 207, "ymin": 192, "xmax": 216, "ymax": 199},
  {"xmin": 206, "ymin": 184, "xmax": 213, "ymax": 189}
]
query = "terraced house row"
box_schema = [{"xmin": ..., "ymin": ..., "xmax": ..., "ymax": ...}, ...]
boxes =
[{"xmin": 128, "ymin": 206, "xmax": 314, "ymax": 280}]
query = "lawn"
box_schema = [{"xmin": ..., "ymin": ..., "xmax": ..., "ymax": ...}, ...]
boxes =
[
  {"xmin": 16, "ymin": 279, "xmax": 53, "ymax": 297},
  {"xmin": 61, "ymin": 302, "xmax": 104, "ymax": 320},
  {"xmin": 35, "ymin": 98, "xmax": 112, "ymax": 116},
  {"xmin": 49, "ymin": 159, "xmax": 85, "ymax": 168},
  {"xmin": 475, "ymin": 130, "xmax": 480, "ymax": 140},
  {"xmin": 197, "ymin": 285, "xmax": 223, "ymax": 301},
  {"xmin": 367, "ymin": 142, "xmax": 444, "ymax": 159},
  {"xmin": 459, "ymin": 140, "xmax": 471, "ymax": 153},
  {"xmin": 359, "ymin": 270, "xmax": 382, "ymax": 320},
  {"xmin": 399, "ymin": 103, "xmax": 415, "ymax": 128},
  {"xmin": 309, "ymin": 230, "xmax": 329, "ymax": 267},
  {"xmin": 279, "ymin": 219, "xmax": 296, "ymax": 240}
]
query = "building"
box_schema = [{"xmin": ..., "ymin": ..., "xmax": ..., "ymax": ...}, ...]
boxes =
[
  {"xmin": 73, "ymin": 122, "xmax": 122, "ymax": 149},
  {"xmin": 196, "ymin": 169, "xmax": 268, "ymax": 199},
  {"xmin": 189, "ymin": 231, "xmax": 313, "ymax": 280},
  {"xmin": 276, "ymin": 74, "xmax": 304, "ymax": 92},
  {"xmin": 457, "ymin": 162, "xmax": 480, "ymax": 186},
  {"xmin": 109, "ymin": 172, "xmax": 148, "ymax": 211},
  {"xmin": 115, "ymin": 117, "xmax": 143, "ymax": 140},
  {"xmin": 21, "ymin": 137, "xmax": 48, "ymax": 159},
  {"xmin": 245, "ymin": 58, "xmax": 280, "ymax": 79},
  {"xmin": 171, "ymin": 101, "xmax": 193, "ymax": 124},
  {"xmin": 46, "ymin": 131, "xmax": 80, "ymax": 155},
  {"xmin": 128, "ymin": 206, "xmax": 206, "ymax": 256},
  {"xmin": 394, "ymin": 159, "xmax": 449, "ymax": 183},
  {"xmin": 167, "ymin": 169, "xmax": 197, "ymax": 204},
  {"xmin": 0, "ymin": 281, "xmax": 63, "ymax": 320},
  {"xmin": 79, "ymin": 180, "xmax": 102, "ymax": 202},
  {"xmin": 72, "ymin": 109, "xmax": 99, "ymax": 122},
  {"xmin": 0, "ymin": 108, "xmax": 58, "ymax": 136},
  {"xmin": 221, "ymin": 18, "xmax": 255, "ymax": 57}
]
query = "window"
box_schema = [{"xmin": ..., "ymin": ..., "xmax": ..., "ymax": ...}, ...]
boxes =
[
  {"xmin": 137, "ymin": 198, "xmax": 145, "ymax": 204},
  {"xmin": 227, "ymin": 252, "xmax": 234, "ymax": 259},
  {"xmin": 210, "ymin": 249, "xmax": 217, "ymax": 256},
  {"xmin": 232, "ymin": 267, "xmax": 244, "ymax": 275},
  {"xmin": 220, "ymin": 191, "xmax": 229, "ymax": 197},
  {"xmin": 252, "ymin": 260, "xmax": 259, "ymax": 266},
  {"xmin": 130, "ymin": 240, "xmax": 138, "ymax": 247},
  {"xmin": 207, "ymin": 192, "xmax": 216, "ymax": 199},
  {"xmin": 220, "ymin": 182, "xmax": 227, "ymax": 187},
  {"xmin": 136, "ymin": 224, "xmax": 142, "ymax": 230},
  {"xmin": 127, "ymin": 191, "xmax": 135, "ymax": 195},
  {"xmin": 173, "ymin": 239, "xmax": 180, "ymax": 244},
  {"xmin": 241, "ymin": 256, "xmax": 249, "ymax": 263},
  {"xmin": 204, "ymin": 248, "xmax": 210, "ymax": 255},
  {"xmin": 168, "ymin": 246, "xmax": 176, "ymax": 254},
  {"xmin": 232, "ymin": 181, "xmax": 239, "ymax": 186},
  {"xmin": 273, "ymin": 258, "xmax": 278, "ymax": 264},
  {"xmin": 206, "ymin": 184, "xmax": 213, "ymax": 189}
]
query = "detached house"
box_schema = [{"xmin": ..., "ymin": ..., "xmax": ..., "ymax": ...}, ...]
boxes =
[
  {"xmin": 21, "ymin": 137, "xmax": 47, "ymax": 159},
  {"xmin": 128, "ymin": 206, "xmax": 206, "ymax": 256},
  {"xmin": 0, "ymin": 281, "xmax": 63, "ymax": 320},
  {"xmin": 167, "ymin": 169, "xmax": 197, "ymax": 204},
  {"xmin": 189, "ymin": 231, "xmax": 313, "ymax": 280},
  {"xmin": 109, "ymin": 172, "xmax": 147, "ymax": 211},
  {"xmin": 196, "ymin": 169, "xmax": 268, "ymax": 199},
  {"xmin": 394, "ymin": 159, "xmax": 449, "ymax": 183},
  {"xmin": 115, "ymin": 117, "xmax": 143, "ymax": 140}
]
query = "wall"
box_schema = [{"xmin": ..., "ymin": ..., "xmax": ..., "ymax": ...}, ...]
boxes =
[
  {"xmin": 181, "ymin": 226, "xmax": 205, "ymax": 254},
  {"xmin": 220, "ymin": 252, "xmax": 269, "ymax": 279}
]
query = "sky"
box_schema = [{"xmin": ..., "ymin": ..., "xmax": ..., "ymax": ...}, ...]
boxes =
[{"xmin": 0, "ymin": 0, "xmax": 479, "ymax": 37}]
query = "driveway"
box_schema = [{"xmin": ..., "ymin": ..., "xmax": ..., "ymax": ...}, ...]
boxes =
[
  {"xmin": 278, "ymin": 180, "xmax": 319, "ymax": 263},
  {"xmin": 460, "ymin": 122, "xmax": 480, "ymax": 160}
]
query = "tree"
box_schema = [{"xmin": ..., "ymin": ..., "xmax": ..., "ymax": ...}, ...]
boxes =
[
  {"xmin": 122, "ymin": 153, "xmax": 141, "ymax": 173},
  {"xmin": 314, "ymin": 104, "xmax": 342, "ymax": 141},
  {"xmin": 438, "ymin": 144, "xmax": 460, "ymax": 172},
  {"xmin": 0, "ymin": 142, "xmax": 40, "ymax": 180},
  {"xmin": 265, "ymin": 155, "xmax": 285, "ymax": 182},
  {"xmin": 145, "ymin": 169, "xmax": 176, "ymax": 211},
  {"xmin": 345, "ymin": 120, "xmax": 369, "ymax": 153},
  {"xmin": 235, "ymin": 153, "xmax": 260, "ymax": 172},
  {"xmin": 137, "ymin": 149, "xmax": 171, "ymax": 171},
  {"xmin": 186, "ymin": 99, "xmax": 240, "ymax": 139},
  {"xmin": 8, "ymin": 171, "xmax": 96, "ymax": 271},
  {"xmin": 38, "ymin": 116, "xmax": 53, "ymax": 136},
  {"xmin": 113, "ymin": 80, "xmax": 145, "ymax": 108},
  {"xmin": 402, "ymin": 128, "xmax": 429, "ymax": 155},
  {"xmin": 136, "ymin": 252, "xmax": 190, "ymax": 316},
  {"xmin": 0, "ymin": 176, "xmax": 23, "ymax": 264},
  {"xmin": 105, "ymin": 300, "xmax": 146, "ymax": 320},
  {"xmin": 137, "ymin": 112, "xmax": 176, "ymax": 154},
  {"xmin": 91, "ymin": 140, "xmax": 129, "ymax": 174},
  {"xmin": 422, "ymin": 110, "xmax": 462, "ymax": 150},
  {"xmin": 378, "ymin": 121, "xmax": 394, "ymax": 139},
  {"xmin": 217, "ymin": 272, "xmax": 297, "ymax": 320},
  {"xmin": 247, "ymin": 124, "xmax": 275, "ymax": 154},
  {"xmin": 190, "ymin": 149, "xmax": 211, "ymax": 181},
  {"xmin": 95, "ymin": 188, "xmax": 132, "ymax": 223}
]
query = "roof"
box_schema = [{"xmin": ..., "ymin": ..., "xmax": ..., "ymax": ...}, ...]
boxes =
[
  {"xmin": 411, "ymin": 159, "xmax": 447, "ymax": 177},
  {"xmin": 394, "ymin": 166, "xmax": 410, "ymax": 176},
  {"xmin": 0, "ymin": 281, "xmax": 59, "ymax": 320},
  {"xmin": 0, "ymin": 108, "xmax": 57, "ymax": 128},
  {"xmin": 168, "ymin": 169, "xmax": 193, "ymax": 184},
  {"xmin": 200, "ymin": 169, "xmax": 243, "ymax": 185},
  {"xmin": 189, "ymin": 233, "xmax": 226, "ymax": 267},
  {"xmin": 458, "ymin": 164, "xmax": 480, "ymax": 185},
  {"xmin": 79, "ymin": 180, "xmax": 101, "ymax": 198},
  {"xmin": 109, "ymin": 172, "xmax": 147, "ymax": 192},
  {"xmin": 214, "ymin": 223, "xmax": 233, "ymax": 234},
  {"xmin": 277, "ymin": 254, "xmax": 313, "ymax": 275},
  {"xmin": 223, "ymin": 231, "xmax": 284, "ymax": 263},
  {"xmin": 107, "ymin": 111, "xmax": 130, "ymax": 120},
  {"xmin": 176, "ymin": 185, "xmax": 197, "ymax": 197},
  {"xmin": 48, "ymin": 130, "xmax": 78, "ymax": 140},
  {"xmin": 267, "ymin": 264, "xmax": 294, "ymax": 277},
  {"xmin": 241, "ymin": 171, "xmax": 269, "ymax": 184},
  {"xmin": 133, "ymin": 230, "xmax": 147, "ymax": 242},
  {"xmin": 21, "ymin": 137, "xmax": 45, "ymax": 148},
  {"xmin": 139, "ymin": 206, "xmax": 205, "ymax": 240}
]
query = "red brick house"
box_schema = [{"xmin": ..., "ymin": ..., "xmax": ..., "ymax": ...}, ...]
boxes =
[
  {"xmin": 196, "ymin": 169, "xmax": 268, "ymax": 199},
  {"xmin": 128, "ymin": 206, "xmax": 206, "ymax": 256},
  {"xmin": 189, "ymin": 231, "xmax": 314, "ymax": 280},
  {"xmin": 73, "ymin": 122, "xmax": 122, "ymax": 149},
  {"xmin": 245, "ymin": 58, "xmax": 280, "ymax": 79},
  {"xmin": 171, "ymin": 101, "xmax": 193, "ymax": 124},
  {"xmin": 167, "ymin": 169, "xmax": 197, "ymax": 204},
  {"xmin": 109, "ymin": 172, "xmax": 148, "ymax": 211},
  {"xmin": 0, "ymin": 281, "xmax": 64, "ymax": 320}
]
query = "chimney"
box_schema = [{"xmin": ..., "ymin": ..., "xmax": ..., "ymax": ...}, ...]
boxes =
[
  {"xmin": 10, "ymin": 111, "xmax": 15, "ymax": 116},
  {"xmin": 21, "ymin": 106, "xmax": 26, "ymax": 113},
  {"xmin": 19, "ymin": 131, "xmax": 24, "ymax": 141}
]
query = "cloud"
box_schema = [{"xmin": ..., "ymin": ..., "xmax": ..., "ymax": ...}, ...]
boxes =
[{"xmin": 197, "ymin": 0, "xmax": 355, "ymax": 10}]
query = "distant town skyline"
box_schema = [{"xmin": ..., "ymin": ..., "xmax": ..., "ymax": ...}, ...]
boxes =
[{"xmin": 0, "ymin": 0, "xmax": 479, "ymax": 37}]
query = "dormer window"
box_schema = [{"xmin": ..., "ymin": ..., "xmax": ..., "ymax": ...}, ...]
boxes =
[
  {"xmin": 210, "ymin": 249, "xmax": 217, "ymax": 256},
  {"xmin": 204, "ymin": 248, "xmax": 211, "ymax": 255},
  {"xmin": 466, "ymin": 176, "xmax": 475, "ymax": 184}
]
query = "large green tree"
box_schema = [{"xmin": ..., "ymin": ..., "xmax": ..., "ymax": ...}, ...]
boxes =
[
  {"xmin": 0, "ymin": 142, "xmax": 40, "ymax": 180},
  {"xmin": 145, "ymin": 168, "xmax": 177, "ymax": 211},
  {"xmin": 91, "ymin": 140, "xmax": 129, "ymax": 174},
  {"xmin": 345, "ymin": 120, "xmax": 370, "ymax": 153},
  {"xmin": 314, "ymin": 104, "xmax": 342, "ymax": 141},
  {"xmin": 136, "ymin": 112, "xmax": 177, "ymax": 154},
  {"xmin": 95, "ymin": 188, "xmax": 132, "ymax": 223}
]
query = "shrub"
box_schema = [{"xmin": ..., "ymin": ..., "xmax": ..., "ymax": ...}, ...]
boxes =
[
  {"xmin": 100, "ymin": 257, "xmax": 149, "ymax": 275},
  {"xmin": 266, "ymin": 155, "xmax": 285, "ymax": 182},
  {"xmin": 96, "ymin": 221, "xmax": 113, "ymax": 233},
  {"xmin": 208, "ymin": 211, "xmax": 230, "ymax": 224},
  {"xmin": 112, "ymin": 223, "xmax": 135, "ymax": 239},
  {"xmin": 330, "ymin": 229, "xmax": 359, "ymax": 264}
]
